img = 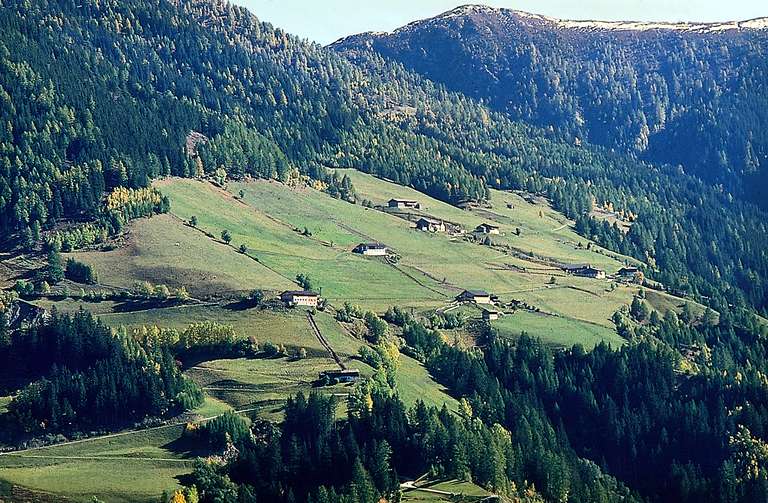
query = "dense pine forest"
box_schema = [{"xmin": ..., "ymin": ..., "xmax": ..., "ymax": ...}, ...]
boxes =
[
  {"xmin": 174, "ymin": 304, "xmax": 768, "ymax": 503},
  {"xmin": 332, "ymin": 5, "xmax": 768, "ymax": 206},
  {"xmin": 2, "ymin": 1, "xmax": 768, "ymax": 502},
  {"xmin": 0, "ymin": 0, "xmax": 767, "ymax": 313},
  {"xmin": 0, "ymin": 309, "xmax": 203, "ymax": 439}
]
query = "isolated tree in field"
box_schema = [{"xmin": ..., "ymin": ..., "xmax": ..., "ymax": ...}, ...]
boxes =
[
  {"xmin": 65, "ymin": 258, "xmax": 98, "ymax": 284},
  {"xmin": 39, "ymin": 281, "xmax": 51, "ymax": 295},
  {"xmin": 190, "ymin": 215, "xmax": 198, "ymax": 227},
  {"xmin": 630, "ymin": 296, "xmax": 650, "ymax": 321},
  {"xmin": 239, "ymin": 243, "xmax": 248, "ymax": 254},
  {"xmin": 221, "ymin": 229, "xmax": 232, "ymax": 244}
]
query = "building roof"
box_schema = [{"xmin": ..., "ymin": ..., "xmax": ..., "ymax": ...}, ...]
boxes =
[
  {"xmin": 417, "ymin": 217, "xmax": 443, "ymax": 225},
  {"xmin": 479, "ymin": 222, "xmax": 499, "ymax": 229},
  {"xmin": 321, "ymin": 369, "xmax": 361, "ymax": 376},
  {"xmin": 461, "ymin": 289, "xmax": 491, "ymax": 297},
  {"xmin": 562, "ymin": 263, "xmax": 591, "ymax": 271},
  {"xmin": 281, "ymin": 290, "xmax": 319, "ymax": 297},
  {"xmin": 357, "ymin": 242, "xmax": 387, "ymax": 249},
  {"xmin": 389, "ymin": 198, "xmax": 419, "ymax": 203}
]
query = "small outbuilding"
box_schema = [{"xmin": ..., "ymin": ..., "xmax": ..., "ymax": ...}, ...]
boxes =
[
  {"xmin": 482, "ymin": 309, "xmax": 501, "ymax": 321},
  {"xmin": 618, "ymin": 266, "xmax": 640, "ymax": 278},
  {"xmin": 280, "ymin": 291, "xmax": 320, "ymax": 307},
  {"xmin": 416, "ymin": 217, "xmax": 446, "ymax": 233},
  {"xmin": 457, "ymin": 290, "xmax": 493, "ymax": 304},
  {"xmin": 320, "ymin": 369, "xmax": 360, "ymax": 383},
  {"xmin": 353, "ymin": 242, "xmax": 388, "ymax": 256},
  {"xmin": 388, "ymin": 198, "xmax": 420, "ymax": 209},
  {"xmin": 475, "ymin": 223, "xmax": 500, "ymax": 235}
]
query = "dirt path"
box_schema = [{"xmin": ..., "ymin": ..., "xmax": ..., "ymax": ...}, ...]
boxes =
[{"xmin": 306, "ymin": 312, "xmax": 345, "ymax": 370}]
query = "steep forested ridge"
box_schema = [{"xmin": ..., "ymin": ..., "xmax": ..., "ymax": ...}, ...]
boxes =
[
  {"xmin": 332, "ymin": 5, "xmax": 768, "ymax": 206},
  {"xmin": 1, "ymin": 0, "xmax": 767, "ymax": 314}
]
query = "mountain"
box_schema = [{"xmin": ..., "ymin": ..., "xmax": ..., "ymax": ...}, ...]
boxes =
[
  {"xmin": 331, "ymin": 4, "xmax": 768, "ymax": 206},
  {"xmin": 1, "ymin": 0, "xmax": 767, "ymax": 312}
]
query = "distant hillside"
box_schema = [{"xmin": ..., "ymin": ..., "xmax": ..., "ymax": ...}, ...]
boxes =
[
  {"xmin": 1, "ymin": 0, "xmax": 767, "ymax": 312},
  {"xmin": 332, "ymin": 4, "xmax": 768, "ymax": 206}
]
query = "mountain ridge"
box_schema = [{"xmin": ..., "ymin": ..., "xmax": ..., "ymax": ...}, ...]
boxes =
[
  {"xmin": 332, "ymin": 3, "xmax": 768, "ymax": 46},
  {"xmin": 331, "ymin": 4, "xmax": 768, "ymax": 207}
]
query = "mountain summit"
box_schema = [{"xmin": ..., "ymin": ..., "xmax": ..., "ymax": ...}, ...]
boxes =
[{"xmin": 332, "ymin": 4, "xmax": 768, "ymax": 206}]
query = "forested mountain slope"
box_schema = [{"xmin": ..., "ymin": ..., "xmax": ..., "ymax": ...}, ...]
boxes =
[
  {"xmin": 1, "ymin": 0, "xmax": 767, "ymax": 314},
  {"xmin": 332, "ymin": 4, "xmax": 768, "ymax": 206}
]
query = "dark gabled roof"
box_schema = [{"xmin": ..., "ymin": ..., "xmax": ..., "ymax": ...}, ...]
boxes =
[
  {"xmin": 357, "ymin": 242, "xmax": 387, "ymax": 249},
  {"xmin": 281, "ymin": 290, "xmax": 319, "ymax": 297},
  {"xmin": 460, "ymin": 289, "xmax": 490, "ymax": 297},
  {"xmin": 417, "ymin": 217, "xmax": 442, "ymax": 225},
  {"xmin": 389, "ymin": 198, "xmax": 418, "ymax": 203},
  {"xmin": 619, "ymin": 266, "xmax": 640, "ymax": 272},
  {"xmin": 562, "ymin": 263, "xmax": 591, "ymax": 271},
  {"xmin": 477, "ymin": 222, "xmax": 499, "ymax": 229}
]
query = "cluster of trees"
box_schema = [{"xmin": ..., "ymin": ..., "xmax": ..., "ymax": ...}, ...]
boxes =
[
  {"xmin": 2, "ymin": 0, "xmax": 767, "ymax": 314},
  {"xmin": 43, "ymin": 186, "xmax": 169, "ymax": 253},
  {"xmin": 425, "ymin": 309, "xmax": 768, "ymax": 502},
  {"xmin": 64, "ymin": 258, "xmax": 98, "ymax": 285},
  {"xmin": 0, "ymin": 311, "xmax": 202, "ymax": 439},
  {"xmin": 335, "ymin": 303, "xmax": 388, "ymax": 343},
  {"xmin": 184, "ymin": 389, "xmax": 611, "ymax": 503}
]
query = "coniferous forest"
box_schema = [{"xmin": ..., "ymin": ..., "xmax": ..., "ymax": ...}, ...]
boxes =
[
  {"xmin": 1, "ymin": 1, "xmax": 768, "ymax": 503},
  {"xmin": 1, "ymin": 0, "xmax": 767, "ymax": 313}
]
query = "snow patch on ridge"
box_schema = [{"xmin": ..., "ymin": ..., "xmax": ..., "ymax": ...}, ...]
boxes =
[{"xmin": 433, "ymin": 4, "xmax": 768, "ymax": 34}]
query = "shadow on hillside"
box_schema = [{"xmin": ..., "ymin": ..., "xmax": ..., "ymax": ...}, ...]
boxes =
[{"xmin": 111, "ymin": 298, "xmax": 185, "ymax": 313}]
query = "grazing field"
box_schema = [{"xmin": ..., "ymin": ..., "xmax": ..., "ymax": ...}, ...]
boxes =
[
  {"xmin": 396, "ymin": 355, "xmax": 460, "ymax": 410},
  {"xmin": 0, "ymin": 395, "xmax": 11, "ymax": 414},
  {"xmin": 160, "ymin": 179, "xmax": 450, "ymax": 310},
  {"xmin": 100, "ymin": 304, "xmax": 346, "ymax": 356},
  {"xmin": 402, "ymin": 479, "xmax": 490, "ymax": 502},
  {"xmin": 493, "ymin": 310, "xmax": 626, "ymax": 349},
  {"xmin": 0, "ymin": 424, "xmax": 192, "ymax": 502},
  {"xmin": 69, "ymin": 213, "xmax": 293, "ymax": 298},
  {"xmin": 0, "ymin": 395, "xmax": 235, "ymax": 503},
  {"xmin": 339, "ymin": 169, "xmax": 635, "ymax": 272},
  {"xmin": 184, "ymin": 355, "xmax": 372, "ymax": 420}
]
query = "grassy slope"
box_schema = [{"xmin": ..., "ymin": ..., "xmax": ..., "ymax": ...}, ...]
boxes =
[
  {"xmin": 402, "ymin": 479, "xmax": 490, "ymax": 502},
  {"xmin": 70, "ymin": 213, "xmax": 294, "ymax": 298},
  {"xmin": 339, "ymin": 169, "xmax": 633, "ymax": 271},
  {"xmin": 0, "ymin": 396, "xmax": 229, "ymax": 503},
  {"xmin": 161, "ymin": 179, "xmax": 449, "ymax": 309},
  {"xmin": 493, "ymin": 310, "xmax": 625, "ymax": 349}
]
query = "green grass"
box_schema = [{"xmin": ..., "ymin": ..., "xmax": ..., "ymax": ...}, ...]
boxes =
[
  {"xmin": 340, "ymin": 169, "xmax": 636, "ymax": 272},
  {"xmin": 101, "ymin": 304, "xmax": 332, "ymax": 353},
  {"xmin": 493, "ymin": 310, "xmax": 626, "ymax": 349},
  {"xmin": 402, "ymin": 479, "xmax": 490, "ymax": 502},
  {"xmin": 396, "ymin": 355, "xmax": 459, "ymax": 411},
  {"xmin": 70, "ymin": 213, "xmax": 294, "ymax": 298},
  {"xmin": 0, "ymin": 395, "xmax": 11, "ymax": 414},
  {"xmin": 0, "ymin": 425, "xmax": 194, "ymax": 503},
  {"xmin": 162, "ymin": 179, "xmax": 450, "ymax": 310}
]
